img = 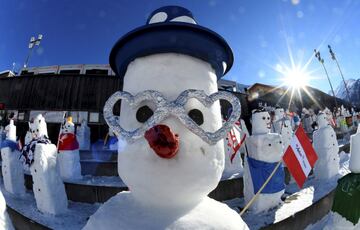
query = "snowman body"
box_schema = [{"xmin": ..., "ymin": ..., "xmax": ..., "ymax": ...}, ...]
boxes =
[
  {"xmin": 313, "ymin": 113, "xmax": 339, "ymax": 180},
  {"xmin": 29, "ymin": 115, "xmax": 68, "ymax": 215},
  {"xmin": 85, "ymin": 53, "xmax": 248, "ymax": 229},
  {"xmin": 243, "ymin": 111, "xmax": 284, "ymax": 213},
  {"xmin": 58, "ymin": 119, "xmax": 82, "ymax": 180},
  {"xmin": 0, "ymin": 189, "xmax": 14, "ymax": 230},
  {"xmin": 77, "ymin": 120, "xmax": 91, "ymax": 151},
  {"xmin": 223, "ymin": 122, "xmax": 244, "ymax": 177},
  {"xmin": 1, "ymin": 120, "xmax": 25, "ymax": 196}
]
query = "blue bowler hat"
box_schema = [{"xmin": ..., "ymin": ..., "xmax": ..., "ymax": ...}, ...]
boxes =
[{"xmin": 109, "ymin": 5, "xmax": 234, "ymax": 79}]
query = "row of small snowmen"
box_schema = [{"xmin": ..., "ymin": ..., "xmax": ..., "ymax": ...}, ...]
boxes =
[
  {"xmin": 223, "ymin": 106, "xmax": 347, "ymax": 214},
  {"xmin": 0, "ymin": 114, "xmax": 91, "ymax": 215},
  {"xmin": 302, "ymin": 105, "xmax": 359, "ymax": 134}
]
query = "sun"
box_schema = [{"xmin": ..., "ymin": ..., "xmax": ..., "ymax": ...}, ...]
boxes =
[{"xmin": 281, "ymin": 66, "xmax": 310, "ymax": 89}]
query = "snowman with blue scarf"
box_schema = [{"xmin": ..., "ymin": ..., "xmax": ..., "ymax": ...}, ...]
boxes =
[
  {"xmin": 85, "ymin": 6, "xmax": 248, "ymax": 230},
  {"xmin": 1, "ymin": 119, "xmax": 25, "ymax": 196},
  {"xmin": 243, "ymin": 109, "xmax": 285, "ymax": 213}
]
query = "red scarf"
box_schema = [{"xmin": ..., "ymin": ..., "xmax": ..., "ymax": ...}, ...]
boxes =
[{"xmin": 58, "ymin": 133, "xmax": 79, "ymax": 151}]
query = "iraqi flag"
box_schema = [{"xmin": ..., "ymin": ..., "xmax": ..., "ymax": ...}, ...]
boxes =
[{"xmin": 283, "ymin": 124, "xmax": 318, "ymax": 188}]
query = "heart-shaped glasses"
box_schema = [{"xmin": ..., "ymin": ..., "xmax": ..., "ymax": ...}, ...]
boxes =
[{"xmin": 103, "ymin": 89, "xmax": 241, "ymax": 145}]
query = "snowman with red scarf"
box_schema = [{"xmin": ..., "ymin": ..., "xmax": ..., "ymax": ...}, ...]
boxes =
[
  {"xmin": 57, "ymin": 116, "xmax": 82, "ymax": 180},
  {"xmin": 85, "ymin": 6, "xmax": 248, "ymax": 230}
]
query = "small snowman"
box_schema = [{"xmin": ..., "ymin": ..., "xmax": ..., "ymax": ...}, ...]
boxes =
[
  {"xmin": 22, "ymin": 114, "xmax": 68, "ymax": 215},
  {"xmin": 58, "ymin": 117, "xmax": 82, "ymax": 180},
  {"xmin": 1, "ymin": 120, "xmax": 25, "ymax": 196},
  {"xmin": 85, "ymin": 6, "xmax": 248, "ymax": 230},
  {"xmin": 273, "ymin": 107, "xmax": 293, "ymax": 152},
  {"xmin": 323, "ymin": 126, "xmax": 360, "ymax": 229},
  {"xmin": 243, "ymin": 109, "xmax": 285, "ymax": 213},
  {"xmin": 312, "ymin": 112, "xmax": 339, "ymax": 180},
  {"xmin": 77, "ymin": 119, "xmax": 91, "ymax": 151},
  {"xmin": 106, "ymin": 129, "xmax": 118, "ymax": 151},
  {"xmin": 24, "ymin": 122, "xmax": 33, "ymax": 146}
]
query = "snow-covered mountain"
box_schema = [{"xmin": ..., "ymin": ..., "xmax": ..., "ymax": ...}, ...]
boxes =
[{"xmin": 334, "ymin": 78, "xmax": 360, "ymax": 105}]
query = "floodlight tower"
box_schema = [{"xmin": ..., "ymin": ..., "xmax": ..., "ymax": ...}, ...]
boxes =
[
  {"xmin": 23, "ymin": 34, "xmax": 43, "ymax": 68},
  {"xmin": 314, "ymin": 49, "xmax": 338, "ymax": 109}
]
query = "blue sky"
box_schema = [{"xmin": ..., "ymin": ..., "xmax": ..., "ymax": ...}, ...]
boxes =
[{"xmin": 1, "ymin": 0, "xmax": 360, "ymax": 93}]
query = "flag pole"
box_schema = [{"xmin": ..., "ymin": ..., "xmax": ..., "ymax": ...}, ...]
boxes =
[
  {"xmin": 314, "ymin": 49, "xmax": 338, "ymax": 110},
  {"xmin": 328, "ymin": 45, "xmax": 352, "ymax": 106},
  {"xmin": 239, "ymin": 160, "xmax": 282, "ymax": 216}
]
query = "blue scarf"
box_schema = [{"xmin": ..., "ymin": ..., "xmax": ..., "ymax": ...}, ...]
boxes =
[
  {"xmin": 0, "ymin": 139, "xmax": 19, "ymax": 151},
  {"xmin": 247, "ymin": 156, "xmax": 285, "ymax": 194}
]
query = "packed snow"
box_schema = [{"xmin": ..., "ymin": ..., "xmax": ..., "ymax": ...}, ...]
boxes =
[{"xmin": 0, "ymin": 181, "xmax": 99, "ymax": 230}]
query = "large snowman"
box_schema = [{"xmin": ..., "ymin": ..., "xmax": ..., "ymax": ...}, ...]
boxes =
[
  {"xmin": 273, "ymin": 107, "xmax": 293, "ymax": 152},
  {"xmin": 312, "ymin": 112, "xmax": 339, "ymax": 180},
  {"xmin": 21, "ymin": 114, "xmax": 68, "ymax": 215},
  {"xmin": 58, "ymin": 116, "xmax": 82, "ymax": 180},
  {"xmin": 243, "ymin": 109, "xmax": 285, "ymax": 213},
  {"xmin": 85, "ymin": 6, "xmax": 248, "ymax": 230},
  {"xmin": 1, "ymin": 120, "xmax": 25, "ymax": 196}
]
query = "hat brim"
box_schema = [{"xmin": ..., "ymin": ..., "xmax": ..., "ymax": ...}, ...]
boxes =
[{"xmin": 109, "ymin": 22, "xmax": 234, "ymax": 80}]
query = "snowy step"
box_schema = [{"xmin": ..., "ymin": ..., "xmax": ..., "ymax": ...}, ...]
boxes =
[
  {"xmin": 80, "ymin": 160, "xmax": 118, "ymax": 176},
  {"xmin": 79, "ymin": 150, "xmax": 117, "ymax": 161},
  {"xmin": 1, "ymin": 181, "xmax": 99, "ymax": 230},
  {"xmin": 23, "ymin": 173, "xmax": 244, "ymax": 204}
]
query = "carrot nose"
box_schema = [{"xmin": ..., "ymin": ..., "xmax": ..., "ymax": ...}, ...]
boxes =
[{"xmin": 144, "ymin": 124, "xmax": 179, "ymax": 159}]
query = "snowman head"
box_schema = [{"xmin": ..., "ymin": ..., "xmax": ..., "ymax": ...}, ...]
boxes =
[
  {"xmin": 251, "ymin": 109, "xmax": 271, "ymax": 135},
  {"xmin": 30, "ymin": 114, "xmax": 48, "ymax": 139},
  {"xmin": 274, "ymin": 107, "xmax": 285, "ymax": 119},
  {"xmin": 5, "ymin": 119, "xmax": 16, "ymax": 141},
  {"xmin": 107, "ymin": 5, "xmax": 236, "ymax": 209},
  {"xmin": 61, "ymin": 117, "xmax": 75, "ymax": 134},
  {"xmin": 317, "ymin": 112, "xmax": 329, "ymax": 128}
]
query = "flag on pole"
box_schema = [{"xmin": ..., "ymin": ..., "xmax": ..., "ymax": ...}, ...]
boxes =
[{"xmin": 283, "ymin": 124, "xmax": 318, "ymax": 188}]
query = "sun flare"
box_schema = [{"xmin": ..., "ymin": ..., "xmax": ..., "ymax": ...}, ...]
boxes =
[{"xmin": 281, "ymin": 66, "xmax": 310, "ymax": 89}]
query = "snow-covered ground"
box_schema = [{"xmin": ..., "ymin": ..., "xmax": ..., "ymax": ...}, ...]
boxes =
[
  {"xmin": 224, "ymin": 153, "xmax": 350, "ymax": 230},
  {"xmin": 305, "ymin": 211, "xmax": 360, "ymax": 230},
  {"xmin": 0, "ymin": 180, "xmax": 99, "ymax": 230}
]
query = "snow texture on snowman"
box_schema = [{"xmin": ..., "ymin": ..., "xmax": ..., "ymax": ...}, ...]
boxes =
[
  {"xmin": 321, "ymin": 125, "xmax": 360, "ymax": 229},
  {"xmin": 312, "ymin": 112, "xmax": 339, "ymax": 180},
  {"xmin": 0, "ymin": 189, "xmax": 14, "ymax": 230},
  {"xmin": 0, "ymin": 120, "xmax": 25, "ymax": 196},
  {"xmin": 23, "ymin": 114, "xmax": 68, "ymax": 215},
  {"xmin": 243, "ymin": 109, "xmax": 285, "ymax": 213},
  {"xmin": 84, "ymin": 6, "xmax": 249, "ymax": 230},
  {"xmin": 273, "ymin": 107, "xmax": 293, "ymax": 152},
  {"xmin": 58, "ymin": 117, "xmax": 82, "ymax": 180},
  {"xmin": 77, "ymin": 119, "xmax": 91, "ymax": 151}
]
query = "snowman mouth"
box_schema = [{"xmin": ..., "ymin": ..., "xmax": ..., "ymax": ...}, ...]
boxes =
[
  {"xmin": 267, "ymin": 123, "xmax": 271, "ymax": 129},
  {"xmin": 144, "ymin": 124, "xmax": 179, "ymax": 159}
]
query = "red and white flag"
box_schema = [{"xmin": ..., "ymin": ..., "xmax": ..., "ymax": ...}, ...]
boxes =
[{"xmin": 283, "ymin": 124, "xmax": 318, "ymax": 188}]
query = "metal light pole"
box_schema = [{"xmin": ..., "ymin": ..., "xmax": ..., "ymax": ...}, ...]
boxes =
[
  {"xmin": 314, "ymin": 49, "xmax": 338, "ymax": 109},
  {"xmin": 328, "ymin": 45, "xmax": 352, "ymax": 104},
  {"xmin": 23, "ymin": 34, "xmax": 43, "ymax": 68}
]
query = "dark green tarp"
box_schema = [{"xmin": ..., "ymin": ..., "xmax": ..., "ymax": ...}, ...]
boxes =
[{"xmin": 332, "ymin": 173, "xmax": 360, "ymax": 225}]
